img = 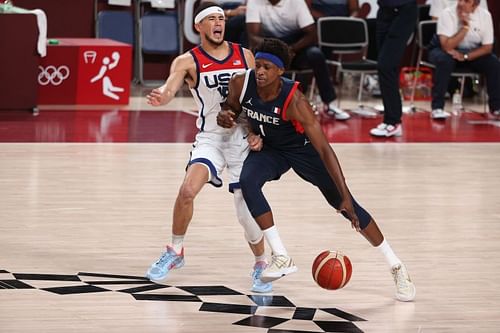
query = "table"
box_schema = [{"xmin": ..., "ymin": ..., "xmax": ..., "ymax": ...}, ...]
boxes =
[
  {"xmin": 38, "ymin": 38, "xmax": 132, "ymax": 105},
  {"xmin": 0, "ymin": 13, "xmax": 39, "ymax": 111}
]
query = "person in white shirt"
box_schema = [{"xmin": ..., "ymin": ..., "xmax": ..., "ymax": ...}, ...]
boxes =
[
  {"xmin": 429, "ymin": 0, "xmax": 487, "ymax": 19},
  {"xmin": 245, "ymin": 0, "xmax": 351, "ymax": 121},
  {"xmin": 428, "ymin": 0, "xmax": 500, "ymax": 118}
]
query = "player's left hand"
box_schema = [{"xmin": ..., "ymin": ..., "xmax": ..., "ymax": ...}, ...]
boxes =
[
  {"xmin": 338, "ymin": 200, "xmax": 360, "ymax": 232},
  {"xmin": 217, "ymin": 110, "xmax": 236, "ymax": 128}
]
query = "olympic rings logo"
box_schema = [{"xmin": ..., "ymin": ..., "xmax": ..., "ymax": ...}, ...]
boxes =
[{"xmin": 38, "ymin": 65, "xmax": 70, "ymax": 86}]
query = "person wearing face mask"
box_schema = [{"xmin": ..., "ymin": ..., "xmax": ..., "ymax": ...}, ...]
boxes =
[{"xmin": 428, "ymin": 0, "xmax": 500, "ymax": 119}]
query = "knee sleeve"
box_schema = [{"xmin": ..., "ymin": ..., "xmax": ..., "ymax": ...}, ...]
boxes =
[
  {"xmin": 337, "ymin": 198, "xmax": 372, "ymax": 230},
  {"xmin": 233, "ymin": 189, "xmax": 263, "ymax": 244},
  {"xmin": 352, "ymin": 198, "xmax": 372, "ymax": 230}
]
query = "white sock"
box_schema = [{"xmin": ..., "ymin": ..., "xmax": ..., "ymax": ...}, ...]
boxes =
[
  {"xmin": 328, "ymin": 100, "xmax": 339, "ymax": 110},
  {"xmin": 263, "ymin": 226, "xmax": 287, "ymax": 256},
  {"xmin": 254, "ymin": 254, "xmax": 267, "ymax": 264},
  {"xmin": 376, "ymin": 238, "xmax": 401, "ymax": 269},
  {"xmin": 171, "ymin": 234, "xmax": 184, "ymax": 254}
]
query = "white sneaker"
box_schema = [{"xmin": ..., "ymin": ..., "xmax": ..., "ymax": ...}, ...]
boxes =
[
  {"xmin": 326, "ymin": 105, "xmax": 351, "ymax": 120},
  {"xmin": 369, "ymin": 123, "xmax": 402, "ymax": 137},
  {"xmin": 391, "ymin": 263, "xmax": 416, "ymax": 302},
  {"xmin": 431, "ymin": 108, "xmax": 450, "ymax": 120},
  {"xmin": 260, "ymin": 254, "xmax": 298, "ymax": 283}
]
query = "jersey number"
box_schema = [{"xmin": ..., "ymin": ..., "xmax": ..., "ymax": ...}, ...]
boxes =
[{"xmin": 259, "ymin": 124, "xmax": 266, "ymax": 137}]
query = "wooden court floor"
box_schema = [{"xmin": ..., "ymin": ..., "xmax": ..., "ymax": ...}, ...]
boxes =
[{"xmin": 1, "ymin": 141, "xmax": 500, "ymax": 333}]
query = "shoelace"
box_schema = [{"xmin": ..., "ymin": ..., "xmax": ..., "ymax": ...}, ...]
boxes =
[
  {"xmin": 155, "ymin": 251, "xmax": 178, "ymax": 267},
  {"xmin": 270, "ymin": 255, "xmax": 290, "ymax": 269},
  {"xmin": 393, "ymin": 267, "xmax": 410, "ymax": 290},
  {"xmin": 252, "ymin": 267, "xmax": 264, "ymax": 280}
]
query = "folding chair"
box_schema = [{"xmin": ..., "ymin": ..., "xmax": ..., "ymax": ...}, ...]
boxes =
[
  {"xmin": 284, "ymin": 69, "xmax": 316, "ymax": 102},
  {"xmin": 138, "ymin": 9, "xmax": 180, "ymax": 85},
  {"xmin": 410, "ymin": 20, "xmax": 483, "ymax": 113},
  {"xmin": 96, "ymin": 10, "xmax": 134, "ymax": 45},
  {"xmin": 317, "ymin": 16, "xmax": 378, "ymax": 117}
]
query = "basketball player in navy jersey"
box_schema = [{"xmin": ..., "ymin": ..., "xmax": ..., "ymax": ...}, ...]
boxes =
[
  {"xmin": 217, "ymin": 38, "xmax": 416, "ymax": 301},
  {"xmin": 145, "ymin": 2, "xmax": 272, "ymax": 293}
]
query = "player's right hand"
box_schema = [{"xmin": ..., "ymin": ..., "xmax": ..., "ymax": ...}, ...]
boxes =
[
  {"xmin": 247, "ymin": 133, "xmax": 263, "ymax": 151},
  {"xmin": 217, "ymin": 110, "xmax": 236, "ymax": 128},
  {"xmin": 146, "ymin": 88, "xmax": 166, "ymax": 106}
]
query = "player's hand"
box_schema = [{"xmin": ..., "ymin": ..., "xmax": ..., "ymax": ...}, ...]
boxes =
[
  {"xmin": 146, "ymin": 88, "xmax": 166, "ymax": 106},
  {"xmin": 338, "ymin": 199, "xmax": 360, "ymax": 232},
  {"xmin": 217, "ymin": 110, "xmax": 236, "ymax": 128},
  {"xmin": 247, "ymin": 133, "xmax": 263, "ymax": 151}
]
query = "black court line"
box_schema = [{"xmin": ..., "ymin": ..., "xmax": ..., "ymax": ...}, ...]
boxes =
[
  {"xmin": 118, "ymin": 284, "xmax": 169, "ymax": 294},
  {"xmin": 234, "ymin": 315, "xmax": 289, "ymax": 328},
  {"xmin": 83, "ymin": 280, "xmax": 155, "ymax": 285},
  {"xmin": 78, "ymin": 272, "xmax": 149, "ymax": 280},
  {"xmin": 1, "ymin": 269, "xmax": 367, "ymax": 333},
  {"xmin": 14, "ymin": 273, "xmax": 81, "ymax": 281},
  {"xmin": 321, "ymin": 308, "xmax": 367, "ymax": 322},
  {"xmin": 0, "ymin": 280, "xmax": 35, "ymax": 289},
  {"xmin": 133, "ymin": 293, "xmax": 201, "ymax": 302}
]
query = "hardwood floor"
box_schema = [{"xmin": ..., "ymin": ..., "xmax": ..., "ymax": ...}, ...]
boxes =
[{"xmin": 1, "ymin": 142, "xmax": 499, "ymax": 332}]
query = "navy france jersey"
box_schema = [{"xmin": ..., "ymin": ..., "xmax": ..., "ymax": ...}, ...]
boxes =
[{"xmin": 239, "ymin": 69, "xmax": 309, "ymax": 149}]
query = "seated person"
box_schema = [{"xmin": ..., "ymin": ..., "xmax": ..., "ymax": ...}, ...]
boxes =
[
  {"xmin": 246, "ymin": 0, "xmax": 351, "ymax": 120},
  {"xmin": 429, "ymin": 0, "xmax": 487, "ymax": 20},
  {"xmin": 429, "ymin": 0, "xmax": 488, "ymax": 99},
  {"xmin": 217, "ymin": 0, "xmax": 248, "ymax": 47},
  {"xmin": 306, "ymin": 0, "xmax": 360, "ymax": 19},
  {"xmin": 428, "ymin": 0, "xmax": 500, "ymax": 119}
]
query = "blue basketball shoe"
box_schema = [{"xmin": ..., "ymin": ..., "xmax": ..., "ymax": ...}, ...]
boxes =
[
  {"xmin": 251, "ymin": 261, "xmax": 273, "ymax": 293},
  {"xmin": 146, "ymin": 246, "xmax": 184, "ymax": 281}
]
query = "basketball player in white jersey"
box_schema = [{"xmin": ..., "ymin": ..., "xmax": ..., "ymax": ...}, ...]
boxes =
[{"xmin": 145, "ymin": 2, "xmax": 272, "ymax": 293}]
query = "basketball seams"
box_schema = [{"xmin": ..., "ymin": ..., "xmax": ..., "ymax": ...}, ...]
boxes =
[
  {"xmin": 338, "ymin": 255, "xmax": 347, "ymax": 288},
  {"xmin": 313, "ymin": 250, "xmax": 350, "ymax": 290},
  {"xmin": 313, "ymin": 251, "xmax": 337, "ymax": 282}
]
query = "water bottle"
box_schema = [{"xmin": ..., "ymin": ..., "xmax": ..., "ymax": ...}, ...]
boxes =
[
  {"xmin": 452, "ymin": 89, "xmax": 462, "ymax": 116},
  {"xmin": 1, "ymin": 0, "xmax": 13, "ymax": 12}
]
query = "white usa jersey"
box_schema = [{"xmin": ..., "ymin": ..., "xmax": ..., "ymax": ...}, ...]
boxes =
[{"xmin": 189, "ymin": 42, "xmax": 248, "ymax": 134}]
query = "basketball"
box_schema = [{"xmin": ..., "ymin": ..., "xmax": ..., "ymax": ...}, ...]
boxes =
[{"xmin": 312, "ymin": 250, "xmax": 352, "ymax": 290}]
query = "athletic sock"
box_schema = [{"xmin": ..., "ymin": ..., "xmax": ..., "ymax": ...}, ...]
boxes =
[
  {"xmin": 254, "ymin": 254, "xmax": 267, "ymax": 264},
  {"xmin": 376, "ymin": 238, "xmax": 401, "ymax": 269},
  {"xmin": 263, "ymin": 226, "xmax": 287, "ymax": 256},
  {"xmin": 171, "ymin": 234, "xmax": 184, "ymax": 254}
]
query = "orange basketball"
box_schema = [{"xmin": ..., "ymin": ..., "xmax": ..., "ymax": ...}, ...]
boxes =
[{"xmin": 312, "ymin": 250, "xmax": 352, "ymax": 290}]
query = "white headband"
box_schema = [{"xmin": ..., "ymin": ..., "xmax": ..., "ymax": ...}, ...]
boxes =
[{"xmin": 194, "ymin": 6, "xmax": 224, "ymax": 24}]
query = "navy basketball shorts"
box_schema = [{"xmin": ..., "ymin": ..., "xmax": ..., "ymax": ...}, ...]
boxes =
[{"xmin": 240, "ymin": 144, "xmax": 372, "ymax": 229}]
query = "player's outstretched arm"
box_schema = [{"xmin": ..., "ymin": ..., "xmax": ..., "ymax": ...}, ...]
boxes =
[
  {"xmin": 146, "ymin": 53, "xmax": 193, "ymax": 107},
  {"xmin": 286, "ymin": 90, "xmax": 360, "ymax": 231}
]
